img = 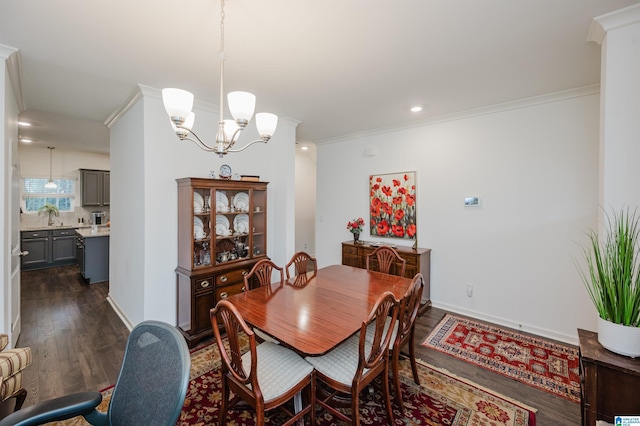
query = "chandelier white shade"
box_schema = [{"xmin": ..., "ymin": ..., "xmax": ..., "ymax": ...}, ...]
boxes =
[{"xmin": 161, "ymin": 0, "xmax": 278, "ymax": 157}]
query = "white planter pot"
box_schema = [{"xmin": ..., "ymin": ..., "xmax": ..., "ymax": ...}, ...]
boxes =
[{"xmin": 597, "ymin": 317, "xmax": 640, "ymax": 358}]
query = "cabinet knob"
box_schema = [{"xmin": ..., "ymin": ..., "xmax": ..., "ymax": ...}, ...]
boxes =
[
  {"xmin": 200, "ymin": 280, "xmax": 210, "ymax": 288},
  {"xmin": 19, "ymin": 250, "xmax": 29, "ymax": 257},
  {"xmin": 241, "ymin": 270, "xmax": 248, "ymax": 276},
  {"xmin": 220, "ymin": 292, "xmax": 228, "ymax": 299},
  {"xmin": 220, "ymin": 276, "xmax": 228, "ymax": 283}
]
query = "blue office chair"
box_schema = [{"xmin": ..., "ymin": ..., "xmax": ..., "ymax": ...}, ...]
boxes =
[{"xmin": 0, "ymin": 320, "xmax": 190, "ymax": 426}]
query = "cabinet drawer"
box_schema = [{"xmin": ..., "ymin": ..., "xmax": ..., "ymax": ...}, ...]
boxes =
[
  {"xmin": 216, "ymin": 268, "xmax": 250, "ymax": 286},
  {"xmin": 216, "ymin": 281, "xmax": 246, "ymax": 301},
  {"xmin": 52, "ymin": 229, "xmax": 76, "ymax": 237},
  {"xmin": 22, "ymin": 230, "xmax": 49, "ymax": 239},
  {"xmin": 343, "ymin": 245, "xmax": 358, "ymax": 255},
  {"xmin": 403, "ymin": 255, "xmax": 418, "ymax": 265},
  {"xmin": 194, "ymin": 276, "xmax": 214, "ymax": 293}
]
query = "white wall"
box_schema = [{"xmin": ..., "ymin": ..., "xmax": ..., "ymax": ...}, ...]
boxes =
[
  {"xmin": 295, "ymin": 144, "xmax": 316, "ymax": 255},
  {"xmin": 108, "ymin": 85, "xmax": 297, "ymax": 327},
  {"xmin": 316, "ymin": 90, "xmax": 601, "ymax": 344}
]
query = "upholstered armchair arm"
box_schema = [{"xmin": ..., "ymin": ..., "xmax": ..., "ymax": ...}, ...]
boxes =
[{"xmin": 0, "ymin": 391, "xmax": 103, "ymax": 426}]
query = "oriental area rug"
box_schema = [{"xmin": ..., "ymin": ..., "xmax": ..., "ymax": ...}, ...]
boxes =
[
  {"xmin": 423, "ymin": 313, "xmax": 581, "ymax": 403},
  {"xmin": 51, "ymin": 340, "xmax": 536, "ymax": 426}
]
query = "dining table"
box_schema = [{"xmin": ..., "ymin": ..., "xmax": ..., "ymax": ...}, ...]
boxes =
[{"xmin": 224, "ymin": 264, "xmax": 413, "ymax": 356}]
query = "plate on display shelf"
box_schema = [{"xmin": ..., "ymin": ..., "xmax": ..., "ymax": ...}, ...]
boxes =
[
  {"xmin": 194, "ymin": 217, "xmax": 205, "ymax": 239},
  {"xmin": 233, "ymin": 192, "xmax": 249, "ymax": 211},
  {"xmin": 193, "ymin": 192, "xmax": 204, "ymax": 213},
  {"xmin": 216, "ymin": 191, "xmax": 229, "ymax": 211},
  {"xmin": 233, "ymin": 214, "xmax": 249, "ymax": 234}
]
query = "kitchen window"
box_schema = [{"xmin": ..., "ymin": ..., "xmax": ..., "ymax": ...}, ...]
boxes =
[{"xmin": 21, "ymin": 178, "xmax": 76, "ymax": 212}]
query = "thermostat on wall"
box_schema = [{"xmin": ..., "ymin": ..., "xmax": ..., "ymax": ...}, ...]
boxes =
[{"xmin": 464, "ymin": 197, "xmax": 480, "ymax": 206}]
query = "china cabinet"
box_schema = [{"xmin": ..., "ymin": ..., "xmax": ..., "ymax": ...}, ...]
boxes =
[{"xmin": 176, "ymin": 177, "xmax": 268, "ymax": 347}]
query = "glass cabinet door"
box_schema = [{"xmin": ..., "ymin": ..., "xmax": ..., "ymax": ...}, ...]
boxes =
[{"xmin": 193, "ymin": 187, "xmax": 213, "ymax": 268}]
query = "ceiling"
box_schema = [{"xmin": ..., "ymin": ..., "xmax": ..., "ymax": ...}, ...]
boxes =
[{"xmin": 1, "ymin": 0, "xmax": 637, "ymax": 154}]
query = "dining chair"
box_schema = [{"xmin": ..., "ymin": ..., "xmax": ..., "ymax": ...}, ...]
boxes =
[
  {"xmin": 244, "ymin": 258, "xmax": 284, "ymax": 290},
  {"xmin": 365, "ymin": 246, "xmax": 406, "ymax": 277},
  {"xmin": 365, "ymin": 273, "xmax": 424, "ymax": 409},
  {"xmin": 210, "ymin": 300, "xmax": 315, "ymax": 426},
  {"xmin": 243, "ymin": 259, "xmax": 284, "ymax": 344},
  {"xmin": 285, "ymin": 251, "xmax": 317, "ymax": 279},
  {"xmin": 305, "ymin": 291, "xmax": 399, "ymax": 425}
]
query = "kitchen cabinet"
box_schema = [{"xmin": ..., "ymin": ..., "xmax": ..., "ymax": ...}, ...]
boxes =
[
  {"xmin": 21, "ymin": 228, "xmax": 77, "ymax": 270},
  {"xmin": 75, "ymin": 229, "xmax": 109, "ymax": 283},
  {"xmin": 341, "ymin": 241, "xmax": 431, "ymax": 311},
  {"xmin": 81, "ymin": 169, "xmax": 110, "ymax": 207},
  {"xmin": 176, "ymin": 177, "xmax": 268, "ymax": 347}
]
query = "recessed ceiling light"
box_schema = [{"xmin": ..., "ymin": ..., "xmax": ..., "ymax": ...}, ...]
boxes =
[
  {"xmin": 18, "ymin": 121, "xmax": 31, "ymax": 126},
  {"xmin": 20, "ymin": 138, "xmax": 33, "ymax": 143},
  {"xmin": 410, "ymin": 106, "xmax": 423, "ymax": 113},
  {"xmin": 301, "ymin": 146, "xmax": 308, "ymax": 151}
]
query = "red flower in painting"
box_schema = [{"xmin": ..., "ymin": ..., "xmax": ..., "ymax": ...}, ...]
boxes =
[
  {"xmin": 406, "ymin": 223, "xmax": 416, "ymax": 237},
  {"xmin": 394, "ymin": 209, "xmax": 405, "ymax": 221},
  {"xmin": 376, "ymin": 177, "xmax": 382, "ymax": 183},
  {"xmin": 377, "ymin": 220, "xmax": 389, "ymax": 235},
  {"xmin": 393, "ymin": 179, "xmax": 401, "ymax": 187},
  {"xmin": 397, "ymin": 187, "xmax": 407, "ymax": 195},
  {"xmin": 405, "ymin": 193, "xmax": 415, "ymax": 207},
  {"xmin": 372, "ymin": 183, "xmax": 380, "ymax": 191},
  {"xmin": 475, "ymin": 401, "xmax": 510, "ymax": 423},
  {"xmin": 370, "ymin": 204, "xmax": 380, "ymax": 217},
  {"xmin": 371, "ymin": 197, "xmax": 382, "ymax": 209},
  {"xmin": 381, "ymin": 203, "xmax": 393, "ymax": 215},
  {"xmin": 381, "ymin": 186, "xmax": 392, "ymax": 196},
  {"xmin": 404, "ymin": 174, "xmax": 409, "ymax": 181},
  {"xmin": 393, "ymin": 196, "xmax": 403, "ymax": 205},
  {"xmin": 392, "ymin": 224, "xmax": 405, "ymax": 237}
]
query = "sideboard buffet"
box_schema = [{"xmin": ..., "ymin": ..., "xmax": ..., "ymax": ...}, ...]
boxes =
[
  {"xmin": 578, "ymin": 329, "xmax": 640, "ymax": 426},
  {"xmin": 341, "ymin": 241, "xmax": 431, "ymax": 311},
  {"xmin": 176, "ymin": 178, "xmax": 268, "ymax": 347}
]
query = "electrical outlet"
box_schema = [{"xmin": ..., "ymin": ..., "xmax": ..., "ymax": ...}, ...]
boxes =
[{"xmin": 466, "ymin": 284, "xmax": 473, "ymax": 297}]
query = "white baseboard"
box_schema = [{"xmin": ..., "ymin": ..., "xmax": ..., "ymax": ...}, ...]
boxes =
[
  {"xmin": 106, "ymin": 295, "xmax": 134, "ymax": 331},
  {"xmin": 432, "ymin": 301, "xmax": 579, "ymax": 346}
]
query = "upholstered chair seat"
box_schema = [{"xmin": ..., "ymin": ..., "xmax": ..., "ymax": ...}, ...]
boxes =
[{"xmin": 0, "ymin": 334, "xmax": 32, "ymax": 415}]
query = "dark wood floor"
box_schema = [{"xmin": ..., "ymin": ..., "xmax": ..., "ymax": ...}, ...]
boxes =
[{"xmin": 17, "ymin": 265, "xmax": 580, "ymax": 425}]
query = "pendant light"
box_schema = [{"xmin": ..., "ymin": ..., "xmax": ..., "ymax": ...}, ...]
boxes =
[{"xmin": 45, "ymin": 147, "xmax": 57, "ymax": 189}]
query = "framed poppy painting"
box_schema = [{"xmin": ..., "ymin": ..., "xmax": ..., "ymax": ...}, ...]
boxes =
[{"xmin": 369, "ymin": 172, "xmax": 416, "ymax": 239}]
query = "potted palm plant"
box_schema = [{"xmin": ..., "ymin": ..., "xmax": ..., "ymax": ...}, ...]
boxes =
[
  {"xmin": 38, "ymin": 203, "xmax": 59, "ymax": 226},
  {"xmin": 576, "ymin": 207, "xmax": 640, "ymax": 357}
]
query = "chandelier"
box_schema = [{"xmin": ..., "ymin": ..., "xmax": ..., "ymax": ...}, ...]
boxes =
[
  {"xmin": 45, "ymin": 147, "xmax": 57, "ymax": 189},
  {"xmin": 161, "ymin": 0, "xmax": 278, "ymax": 157}
]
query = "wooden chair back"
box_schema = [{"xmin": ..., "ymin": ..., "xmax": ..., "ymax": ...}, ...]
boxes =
[
  {"xmin": 244, "ymin": 259, "xmax": 284, "ymax": 290},
  {"xmin": 285, "ymin": 251, "xmax": 317, "ymax": 279},
  {"xmin": 365, "ymin": 246, "xmax": 406, "ymax": 277}
]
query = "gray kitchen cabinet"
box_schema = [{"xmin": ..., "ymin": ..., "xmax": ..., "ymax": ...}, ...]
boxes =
[
  {"xmin": 76, "ymin": 231, "xmax": 109, "ymax": 283},
  {"xmin": 21, "ymin": 228, "xmax": 77, "ymax": 270},
  {"xmin": 81, "ymin": 169, "xmax": 110, "ymax": 207},
  {"xmin": 21, "ymin": 231, "xmax": 49, "ymax": 269}
]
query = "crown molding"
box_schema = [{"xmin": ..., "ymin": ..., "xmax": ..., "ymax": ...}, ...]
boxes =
[
  {"xmin": 0, "ymin": 44, "xmax": 25, "ymax": 112},
  {"xmin": 104, "ymin": 85, "xmax": 143, "ymax": 128},
  {"xmin": 588, "ymin": 3, "xmax": 640, "ymax": 45},
  {"xmin": 316, "ymin": 84, "xmax": 600, "ymax": 146}
]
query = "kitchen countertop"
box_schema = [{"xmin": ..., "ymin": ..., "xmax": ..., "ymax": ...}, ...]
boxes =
[
  {"xmin": 21, "ymin": 224, "xmax": 110, "ymax": 238},
  {"xmin": 75, "ymin": 227, "xmax": 110, "ymax": 238}
]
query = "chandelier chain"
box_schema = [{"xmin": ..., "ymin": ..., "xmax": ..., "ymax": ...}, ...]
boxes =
[{"xmin": 219, "ymin": 0, "xmax": 225, "ymax": 60}]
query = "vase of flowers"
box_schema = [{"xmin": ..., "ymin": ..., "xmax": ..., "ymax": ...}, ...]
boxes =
[{"xmin": 347, "ymin": 217, "xmax": 365, "ymax": 244}]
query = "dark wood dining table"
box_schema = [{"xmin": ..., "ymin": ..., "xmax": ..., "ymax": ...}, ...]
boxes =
[{"xmin": 224, "ymin": 264, "xmax": 413, "ymax": 356}]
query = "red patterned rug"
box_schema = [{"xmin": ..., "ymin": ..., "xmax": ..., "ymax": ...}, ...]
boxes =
[
  {"xmin": 422, "ymin": 313, "xmax": 581, "ymax": 403},
  {"xmin": 54, "ymin": 339, "xmax": 536, "ymax": 425}
]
